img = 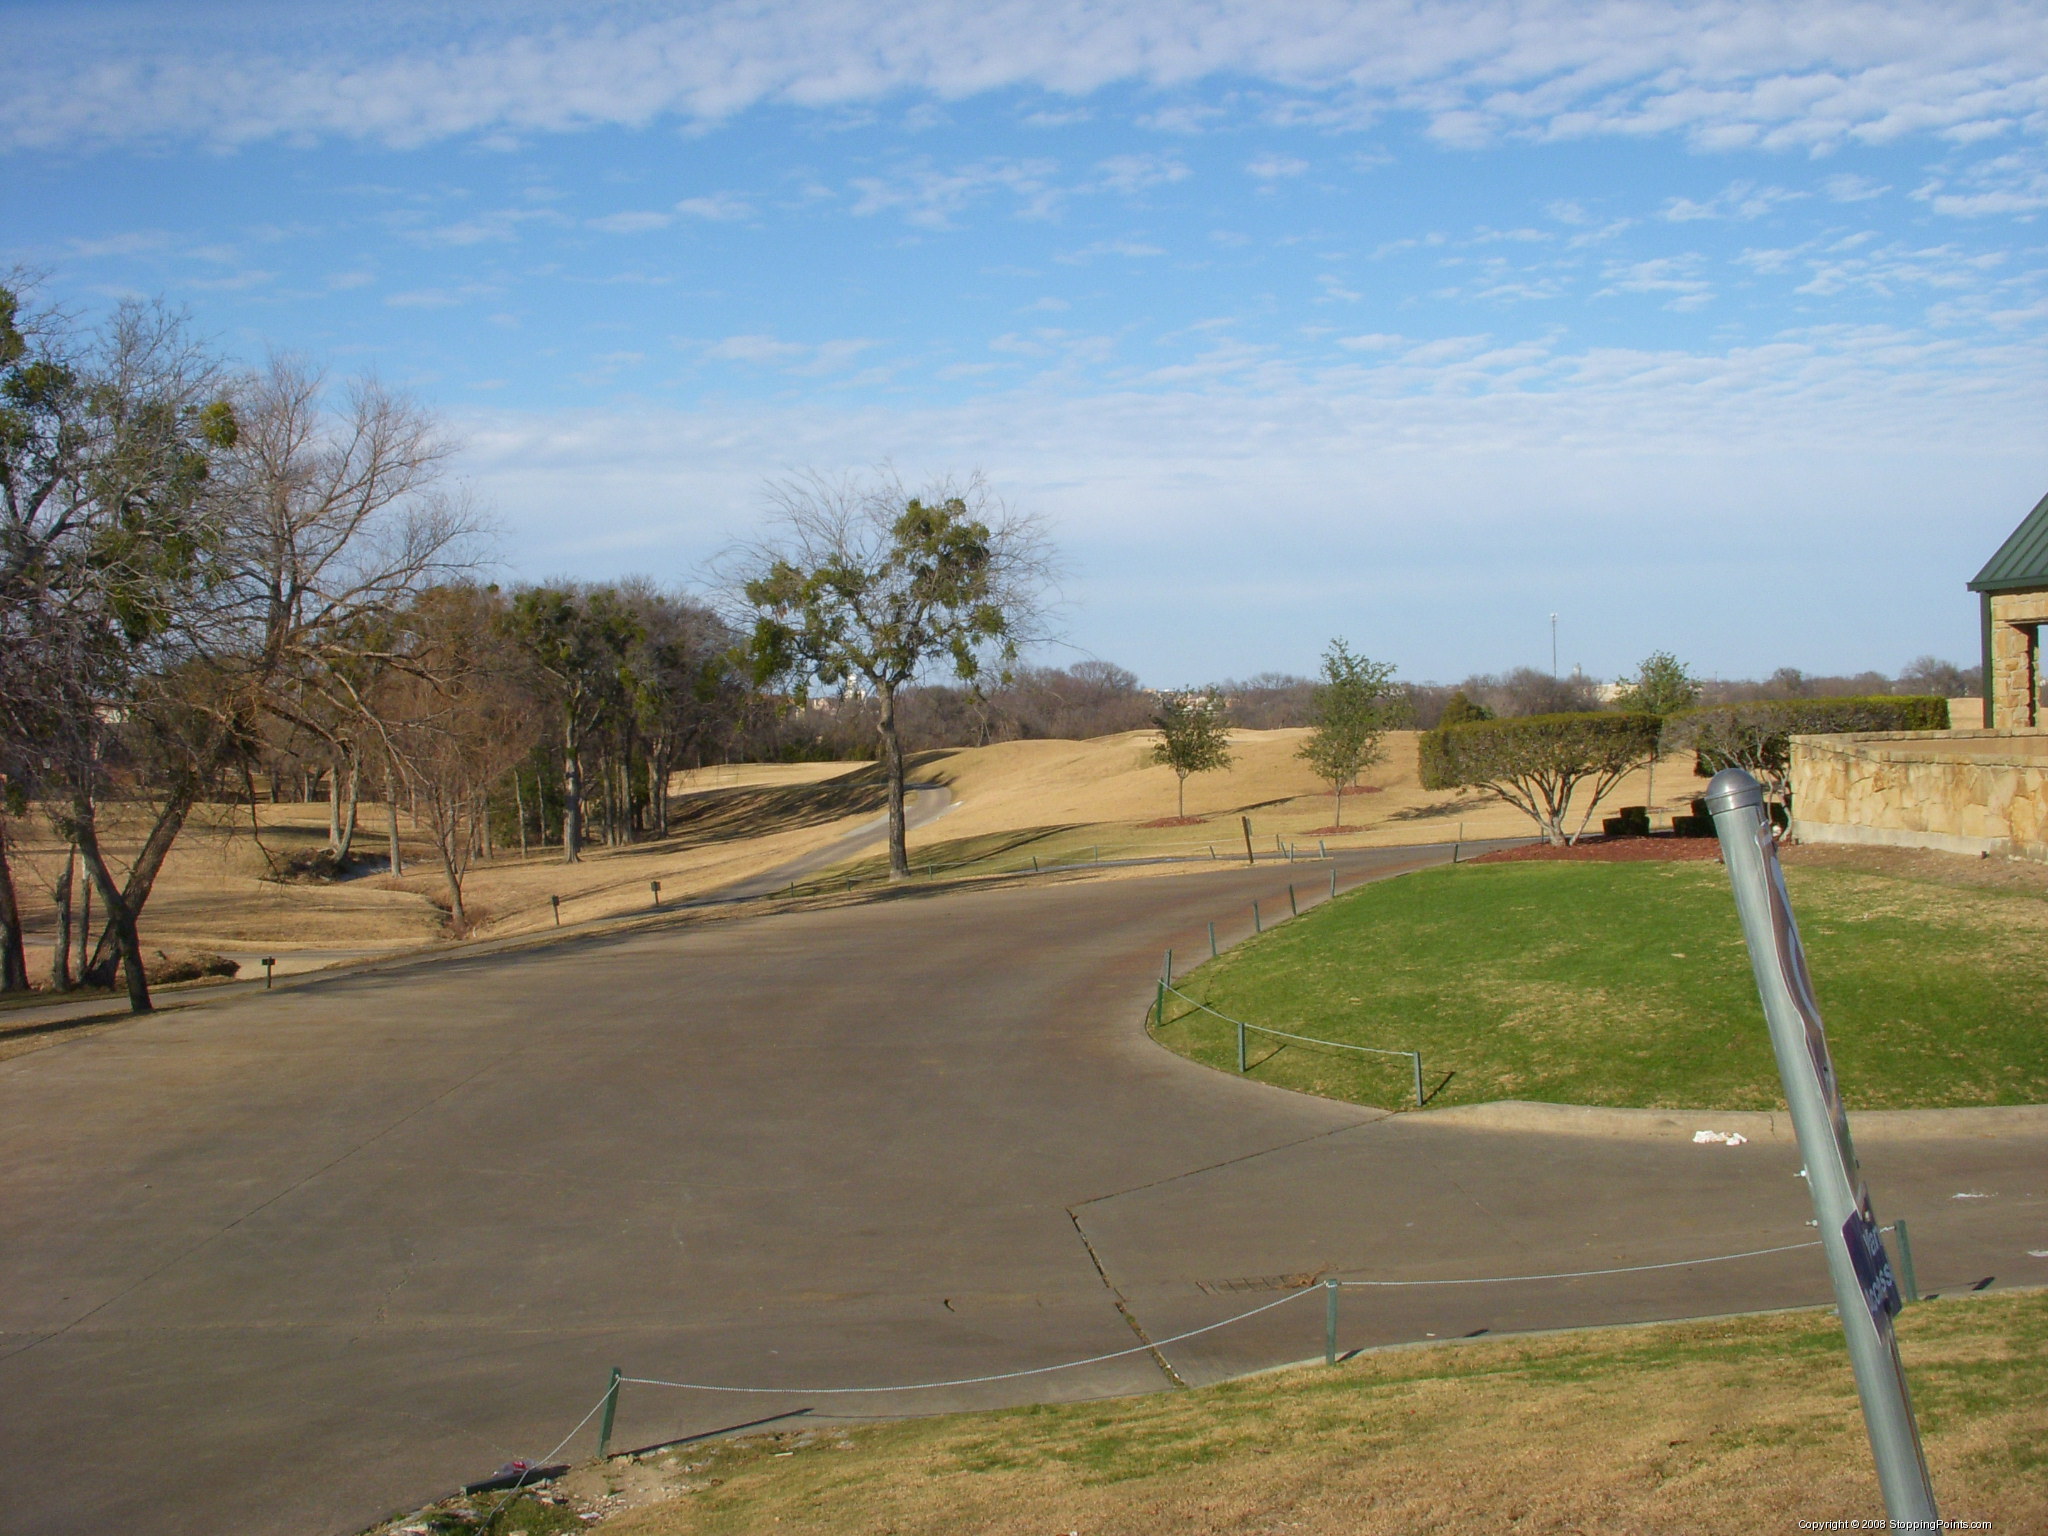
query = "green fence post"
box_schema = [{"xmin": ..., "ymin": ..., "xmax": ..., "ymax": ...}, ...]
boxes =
[
  {"xmin": 598, "ymin": 1366, "xmax": 622, "ymax": 1458},
  {"xmin": 1032, "ymin": 854, "xmax": 1039, "ymax": 873},
  {"xmin": 1208, "ymin": 921, "xmax": 1217, "ymax": 958},
  {"xmin": 1319, "ymin": 839, "xmax": 1327, "ymax": 859},
  {"xmin": 1155, "ymin": 979, "xmax": 1165, "ymax": 1029},
  {"xmin": 1164, "ymin": 948, "xmax": 1173, "ymax": 985},
  {"xmin": 1325, "ymin": 1280, "xmax": 1339, "ymax": 1365},
  {"xmin": 1413, "ymin": 1053, "xmax": 1424, "ymax": 1108},
  {"xmin": 1893, "ymin": 1219, "xmax": 1919, "ymax": 1304},
  {"xmin": 1330, "ymin": 868, "xmax": 1338, "ymax": 901},
  {"xmin": 1237, "ymin": 1018, "xmax": 1247, "ymax": 1074},
  {"xmin": 1288, "ymin": 883, "xmax": 1298, "ymax": 917},
  {"xmin": 1253, "ymin": 900, "xmax": 1262, "ymax": 933},
  {"xmin": 1242, "ymin": 816, "xmax": 1256, "ymax": 865}
]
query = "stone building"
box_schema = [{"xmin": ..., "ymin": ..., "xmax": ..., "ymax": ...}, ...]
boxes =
[
  {"xmin": 1969, "ymin": 489, "xmax": 2048, "ymax": 727},
  {"xmin": 1788, "ymin": 489, "xmax": 2048, "ymax": 859}
]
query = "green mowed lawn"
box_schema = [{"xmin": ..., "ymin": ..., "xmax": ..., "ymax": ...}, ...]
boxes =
[{"xmin": 1154, "ymin": 857, "xmax": 2048, "ymax": 1111}]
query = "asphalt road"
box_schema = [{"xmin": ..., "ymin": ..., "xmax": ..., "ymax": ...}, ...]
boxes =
[{"xmin": 1, "ymin": 846, "xmax": 2041, "ymax": 1536}]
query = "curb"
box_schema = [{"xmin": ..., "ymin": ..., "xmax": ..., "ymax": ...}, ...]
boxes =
[{"xmin": 1402, "ymin": 1098, "xmax": 2048, "ymax": 1141}]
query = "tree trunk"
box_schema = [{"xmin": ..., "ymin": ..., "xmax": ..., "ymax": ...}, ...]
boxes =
[
  {"xmin": 881, "ymin": 685, "xmax": 909, "ymax": 880},
  {"xmin": 1177, "ymin": 772, "xmax": 1186, "ymax": 821},
  {"xmin": 334, "ymin": 752, "xmax": 360, "ymax": 864},
  {"xmin": 77, "ymin": 869, "xmax": 90, "ymax": 983},
  {"xmin": 81, "ymin": 788, "xmax": 198, "ymax": 988},
  {"xmin": 561, "ymin": 709, "xmax": 583, "ymax": 864},
  {"xmin": 385, "ymin": 767, "xmax": 404, "ymax": 875},
  {"xmin": 1333, "ymin": 782, "xmax": 1344, "ymax": 829},
  {"xmin": 514, "ymin": 772, "xmax": 529, "ymax": 860},
  {"xmin": 0, "ymin": 819, "xmax": 29, "ymax": 994},
  {"xmin": 652, "ymin": 751, "xmax": 668, "ymax": 837},
  {"xmin": 53, "ymin": 847, "xmax": 75, "ymax": 991},
  {"xmin": 72, "ymin": 802, "xmax": 151, "ymax": 1014}
]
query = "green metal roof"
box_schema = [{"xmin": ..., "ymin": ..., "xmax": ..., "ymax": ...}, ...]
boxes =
[{"xmin": 1969, "ymin": 489, "xmax": 2048, "ymax": 593}]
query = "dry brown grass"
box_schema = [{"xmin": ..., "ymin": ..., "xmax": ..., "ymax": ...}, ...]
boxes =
[
  {"xmin": 378, "ymin": 1292, "xmax": 2042, "ymax": 1536},
  {"xmin": 3, "ymin": 733, "xmax": 1695, "ymax": 978}
]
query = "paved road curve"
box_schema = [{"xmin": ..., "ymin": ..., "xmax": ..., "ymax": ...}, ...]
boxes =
[{"xmin": 1, "ymin": 848, "xmax": 2040, "ymax": 1535}]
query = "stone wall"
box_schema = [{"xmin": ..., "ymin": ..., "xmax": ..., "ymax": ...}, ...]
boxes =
[{"xmin": 1790, "ymin": 728, "xmax": 2048, "ymax": 859}]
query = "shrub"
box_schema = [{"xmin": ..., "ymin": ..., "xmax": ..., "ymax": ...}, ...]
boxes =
[
  {"xmin": 1664, "ymin": 695, "xmax": 1949, "ymax": 806},
  {"xmin": 1420, "ymin": 712, "xmax": 1662, "ymax": 845}
]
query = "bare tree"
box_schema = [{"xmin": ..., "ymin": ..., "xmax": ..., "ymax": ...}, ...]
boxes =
[{"xmin": 381, "ymin": 586, "xmax": 530, "ymax": 932}]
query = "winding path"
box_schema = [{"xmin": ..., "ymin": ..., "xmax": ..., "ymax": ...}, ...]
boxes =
[{"xmin": 1, "ymin": 847, "xmax": 2040, "ymax": 1535}]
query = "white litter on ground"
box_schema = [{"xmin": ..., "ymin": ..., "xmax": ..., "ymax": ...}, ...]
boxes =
[
  {"xmin": 1692, "ymin": 1130, "xmax": 1749, "ymax": 1146},
  {"xmin": 2027, "ymin": 1249, "xmax": 2048, "ymax": 1259},
  {"xmin": 1953, "ymin": 1191, "xmax": 1990, "ymax": 1200}
]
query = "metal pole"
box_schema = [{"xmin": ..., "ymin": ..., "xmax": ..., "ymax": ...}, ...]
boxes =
[
  {"xmin": 1330, "ymin": 868, "xmax": 1338, "ymax": 901},
  {"xmin": 1288, "ymin": 883, "xmax": 1297, "ymax": 917},
  {"xmin": 1893, "ymin": 1219, "xmax": 1919, "ymax": 1304},
  {"xmin": 650, "ymin": 880, "xmax": 661, "ymax": 909},
  {"xmin": 1705, "ymin": 768, "xmax": 1936, "ymax": 1525},
  {"xmin": 1163, "ymin": 948, "xmax": 1173, "ymax": 985},
  {"xmin": 1155, "ymin": 979, "xmax": 1165, "ymax": 1029},
  {"xmin": 598, "ymin": 1366, "xmax": 622, "ymax": 1458},
  {"xmin": 550, "ymin": 895, "xmax": 561, "ymax": 927},
  {"xmin": 1236, "ymin": 1018, "xmax": 1246, "ymax": 1074},
  {"xmin": 1413, "ymin": 1052, "xmax": 1424, "ymax": 1108},
  {"xmin": 1241, "ymin": 816, "xmax": 1255, "ymax": 865},
  {"xmin": 1324, "ymin": 1279, "xmax": 1339, "ymax": 1365},
  {"xmin": 262, "ymin": 957, "xmax": 275, "ymax": 989},
  {"xmin": 1319, "ymin": 839, "xmax": 1327, "ymax": 859},
  {"xmin": 1032, "ymin": 854, "xmax": 1039, "ymax": 873},
  {"xmin": 1208, "ymin": 921, "xmax": 1217, "ymax": 958},
  {"xmin": 1253, "ymin": 900, "xmax": 1262, "ymax": 933},
  {"xmin": 1550, "ymin": 612, "xmax": 1558, "ymax": 677}
]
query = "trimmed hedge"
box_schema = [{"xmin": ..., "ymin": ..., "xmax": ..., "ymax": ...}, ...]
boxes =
[
  {"xmin": 1418, "ymin": 711, "xmax": 1662, "ymax": 792},
  {"xmin": 1419, "ymin": 711, "xmax": 1662, "ymax": 844}
]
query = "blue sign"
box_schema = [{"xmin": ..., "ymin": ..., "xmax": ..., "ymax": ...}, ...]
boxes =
[{"xmin": 1842, "ymin": 1206, "xmax": 1904, "ymax": 1330}]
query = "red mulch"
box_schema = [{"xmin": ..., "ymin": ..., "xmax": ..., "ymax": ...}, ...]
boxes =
[
  {"xmin": 1138, "ymin": 815, "xmax": 1208, "ymax": 828},
  {"xmin": 1466, "ymin": 835, "xmax": 1723, "ymax": 864},
  {"xmin": 1306, "ymin": 826, "xmax": 1352, "ymax": 835}
]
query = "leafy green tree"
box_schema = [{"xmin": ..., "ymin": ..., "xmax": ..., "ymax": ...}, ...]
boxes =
[
  {"xmin": 1438, "ymin": 689, "xmax": 1493, "ymax": 726},
  {"xmin": 734, "ymin": 470, "xmax": 1054, "ymax": 880},
  {"xmin": 503, "ymin": 585, "xmax": 643, "ymax": 863},
  {"xmin": 1610, "ymin": 651, "xmax": 1700, "ymax": 812},
  {"xmin": 1151, "ymin": 687, "xmax": 1234, "ymax": 820},
  {"xmin": 1420, "ymin": 712, "xmax": 1662, "ymax": 846},
  {"xmin": 1295, "ymin": 640, "xmax": 1406, "ymax": 827},
  {"xmin": 1612, "ymin": 651, "xmax": 1701, "ymax": 716}
]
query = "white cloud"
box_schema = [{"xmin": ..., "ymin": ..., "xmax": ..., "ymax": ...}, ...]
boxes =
[
  {"xmin": 698, "ymin": 333, "xmax": 875, "ymax": 373},
  {"xmin": 1661, "ymin": 181, "xmax": 1805, "ymax": 222},
  {"xmin": 1597, "ymin": 255, "xmax": 1714, "ymax": 311},
  {"xmin": 1247, "ymin": 153, "xmax": 1310, "ymax": 180},
  {"xmin": 675, "ymin": 193, "xmax": 754, "ymax": 221},
  {"xmin": 849, "ymin": 158, "xmax": 1061, "ymax": 227},
  {"xmin": 589, "ymin": 210, "xmax": 674, "ymax": 233},
  {"xmin": 17, "ymin": 2, "xmax": 2045, "ymax": 157},
  {"xmin": 1093, "ymin": 153, "xmax": 1189, "ymax": 193},
  {"xmin": 448, "ymin": 320, "xmax": 2048, "ymax": 680},
  {"xmin": 1824, "ymin": 173, "xmax": 1890, "ymax": 203}
]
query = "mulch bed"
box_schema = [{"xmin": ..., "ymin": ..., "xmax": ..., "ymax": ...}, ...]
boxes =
[
  {"xmin": 1138, "ymin": 816, "xmax": 1208, "ymax": 828},
  {"xmin": 1466, "ymin": 835, "xmax": 1724, "ymax": 864}
]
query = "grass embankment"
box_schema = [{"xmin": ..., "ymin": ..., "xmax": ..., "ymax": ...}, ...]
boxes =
[
  {"xmin": 376, "ymin": 1293, "xmax": 2045, "ymax": 1535},
  {"xmin": 1154, "ymin": 855, "xmax": 2048, "ymax": 1111}
]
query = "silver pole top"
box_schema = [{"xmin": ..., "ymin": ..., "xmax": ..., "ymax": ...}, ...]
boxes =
[{"xmin": 1702, "ymin": 766, "xmax": 1763, "ymax": 817}]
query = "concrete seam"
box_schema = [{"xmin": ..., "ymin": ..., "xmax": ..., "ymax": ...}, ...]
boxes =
[{"xmin": 1065, "ymin": 1208, "xmax": 1187, "ymax": 1389}]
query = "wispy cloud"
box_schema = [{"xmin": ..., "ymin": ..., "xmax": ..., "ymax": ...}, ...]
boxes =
[
  {"xmin": 17, "ymin": 1, "xmax": 2043, "ymax": 161},
  {"xmin": 1247, "ymin": 153, "xmax": 1309, "ymax": 180},
  {"xmin": 849, "ymin": 158, "xmax": 1060, "ymax": 227},
  {"xmin": 1661, "ymin": 182, "xmax": 1805, "ymax": 222}
]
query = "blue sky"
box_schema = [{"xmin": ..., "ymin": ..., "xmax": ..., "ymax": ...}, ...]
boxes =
[{"xmin": 6, "ymin": 1, "xmax": 2046, "ymax": 686}]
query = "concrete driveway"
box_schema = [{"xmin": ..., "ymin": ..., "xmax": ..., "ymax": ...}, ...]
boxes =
[{"xmin": 2, "ymin": 848, "xmax": 2040, "ymax": 1535}]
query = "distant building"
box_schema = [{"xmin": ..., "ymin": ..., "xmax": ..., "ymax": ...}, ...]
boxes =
[{"xmin": 1968, "ymin": 489, "xmax": 2048, "ymax": 727}]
